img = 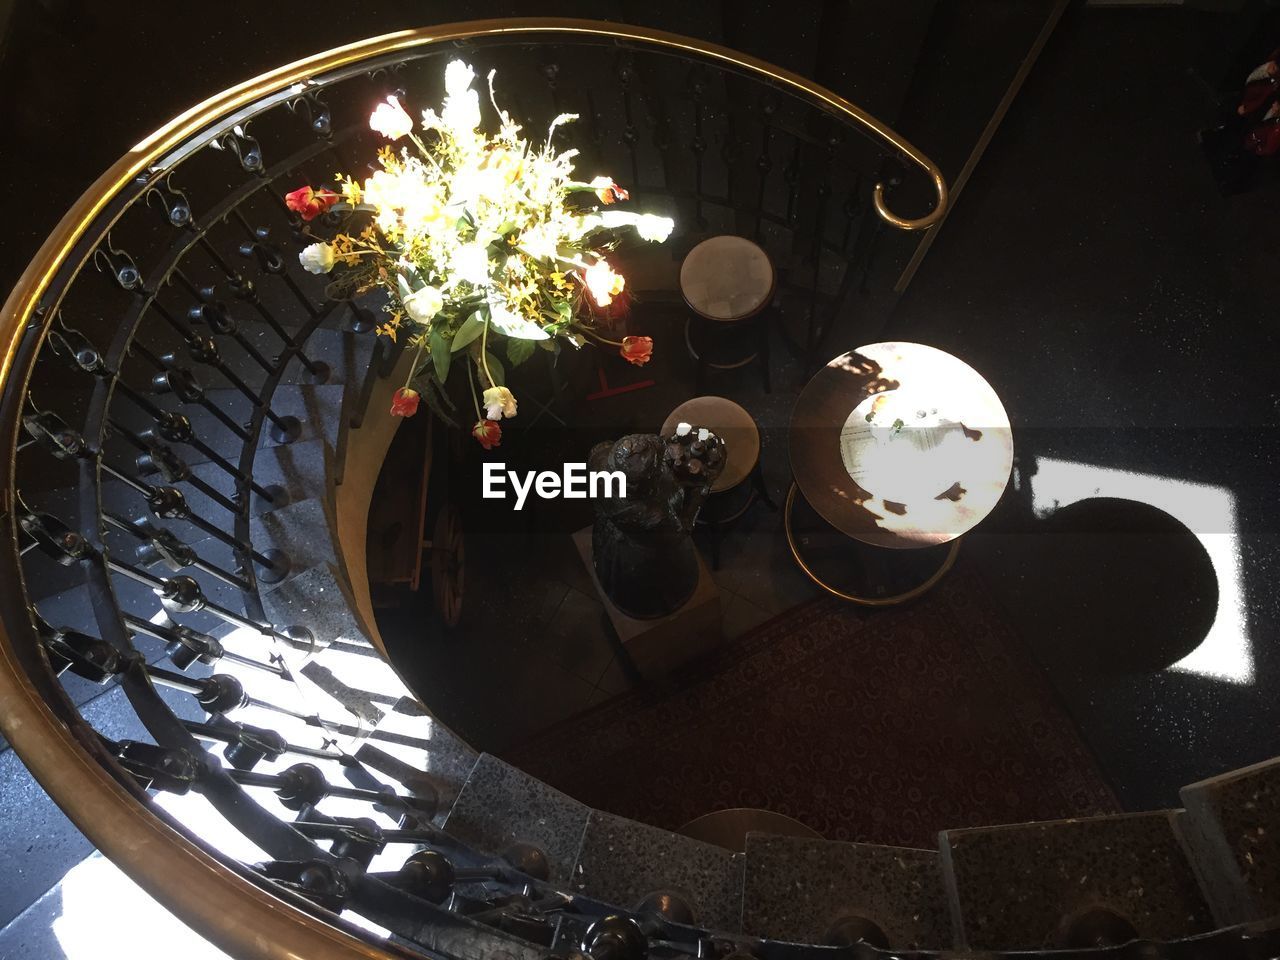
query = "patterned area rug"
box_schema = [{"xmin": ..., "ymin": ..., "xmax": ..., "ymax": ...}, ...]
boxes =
[{"xmin": 507, "ymin": 559, "xmax": 1119, "ymax": 848}]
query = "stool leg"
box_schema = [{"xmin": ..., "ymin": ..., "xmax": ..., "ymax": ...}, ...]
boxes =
[
  {"xmin": 759, "ymin": 311, "xmax": 772, "ymax": 393},
  {"xmin": 705, "ymin": 520, "xmax": 722, "ymax": 570},
  {"xmin": 751, "ymin": 461, "xmax": 777, "ymax": 511}
]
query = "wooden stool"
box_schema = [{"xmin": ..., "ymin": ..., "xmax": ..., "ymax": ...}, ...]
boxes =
[
  {"xmin": 662, "ymin": 395, "xmax": 776, "ymax": 569},
  {"xmin": 679, "ymin": 236, "xmax": 775, "ymax": 393}
]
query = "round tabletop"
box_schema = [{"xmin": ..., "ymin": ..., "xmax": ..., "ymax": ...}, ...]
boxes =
[
  {"xmin": 789, "ymin": 342, "xmax": 1013, "ymax": 549},
  {"xmin": 662, "ymin": 396, "xmax": 760, "ymax": 493},
  {"xmin": 679, "ymin": 235, "xmax": 775, "ymax": 321}
]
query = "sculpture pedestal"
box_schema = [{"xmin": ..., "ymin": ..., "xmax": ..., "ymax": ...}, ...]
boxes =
[{"xmin": 572, "ymin": 527, "xmax": 723, "ymax": 679}]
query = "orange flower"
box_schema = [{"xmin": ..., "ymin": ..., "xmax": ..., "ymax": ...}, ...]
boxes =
[
  {"xmin": 284, "ymin": 185, "xmax": 340, "ymax": 222},
  {"xmin": 390, "ymin": 387, "xmax": 420, "ymax": 417},
  {"xmin": 472, "ymin": 419, "xmax": 502, "ymax": 450},
  {"xmin": 620, "ymin": 335, "xmax": 653, "ymax": 366},
  {"xmin": 595, "ymin": 178, "xmax": 630, "ymax": 205}
]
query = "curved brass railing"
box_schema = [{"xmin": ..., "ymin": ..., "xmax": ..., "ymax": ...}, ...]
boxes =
[{"xmin": 0, "ymin": 19, "xmax": 948, "ymax": 960}]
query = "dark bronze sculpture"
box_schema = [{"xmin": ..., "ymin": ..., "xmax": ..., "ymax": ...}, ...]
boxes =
[{"xmin": 589, "ymin": 425, "xmax": 726, "ymax": 619}]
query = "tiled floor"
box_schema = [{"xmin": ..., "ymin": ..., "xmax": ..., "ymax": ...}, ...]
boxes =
[{"xmin": 385, "ymin": 6, "xmax": 1280, "ymax": 812}]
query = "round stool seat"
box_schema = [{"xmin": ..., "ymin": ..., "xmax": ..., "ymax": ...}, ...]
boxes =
[
  {"xmin": 680, "ymin": 236, "xmax": 775, "ymax": 321},
  {"xmin": 679, "ymin": 807, "xmax": 822, "ymax": 852},
  {"xmin": 662, "ymin": 396, "xmax": 760, "ymax": 493}
]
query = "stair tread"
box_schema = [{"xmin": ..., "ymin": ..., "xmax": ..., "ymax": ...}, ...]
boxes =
[
  {"xmin": 571, "ymin": 810, "xmax": 744, "ymax": 931},
  {"xmin": 258, "ymin": 562, "xmax": 372, "ymax": 649},
  {"xmin": 248, "ymin": 496, "xmax": 338, "ymax": 587},
  {"xmin": 940, "ymin": 811, "xmax": 1215, "ymax": 950},
  {"xmin": 185, "ymin": 436, "xmax": 334, "ymax": 520},
  {"xmin": 742, "ymin": 833, "xmax": 949, "ymax": 949},
  {"xmin": 1179, "ymin": 755, "xmax": 1280, "ymax": 925},
  {"xmin": 0, "ymin": 851, "xmax": 230, "ymax": 959},
  {"xmin": 0, "ymin": 682, "xmax": 202, "ymax": 927},
  {"xmin": 443, "ymin": 754, "xmax": 590, "ymax": 884}
]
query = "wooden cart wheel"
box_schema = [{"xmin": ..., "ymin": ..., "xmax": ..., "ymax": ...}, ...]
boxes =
[{"xmin": 429, "ymin": 503, "xmax": 465, "ymax": 626}]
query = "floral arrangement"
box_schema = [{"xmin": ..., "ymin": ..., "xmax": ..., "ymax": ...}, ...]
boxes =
[{"xmin": 286, "ymin": 59, "xmax": 673, "ymax": 449}]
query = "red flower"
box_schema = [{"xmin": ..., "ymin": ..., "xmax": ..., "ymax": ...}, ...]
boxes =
[
  {"xmin": 390, "ymin": 387, "xmax": 420, "ymax": 417},
  {"xmin": 472, "ymin": 419, "xmax": 502, "ymax": 450},
  {"xmin": 595, "ymin": 179, "xmax": 630, "ymax": 205},
  {"xmin": 284, "ymin": 185, "xmax": 339, "ymax": 222},
  {"xmin": 620, "ymin": 335, "xmax": 653, "ymax": 366}
]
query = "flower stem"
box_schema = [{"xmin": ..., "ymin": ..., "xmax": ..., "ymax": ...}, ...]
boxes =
[
  {"xmin": 466, "ymin": 359, "xmax": 483, "ymax": 420},
  {"xmin": 406, "ymin": 337, "xmax": 427, "ymax": 389},
  {"xmin": 581, "ymin": 328, "xmax": 623, "ymax": 348},
  {"xmin": 479, "ymin": 318, "xmax": 495, "ymax": 386}
]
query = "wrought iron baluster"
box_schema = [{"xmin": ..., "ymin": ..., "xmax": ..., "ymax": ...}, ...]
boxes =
[
  {"xmin": 103, "ymin": 511, "xmax": 250, "ymax": 591},
  {"xmin": 128, "ymin": 339, "xmax": 253, "ymax": 442},
  {"xmin": 107, "ymin": 417, "xmax": 241, "ymax": 516},
  {"xmin": 105, "ymin": 560, "xmax": 305, "ymax": 644},
  {"xmin": 97, "ymin": 464, "xmax": 288, "ymax": 582},
  {"xmin": 616, "ymin": 54, "xmax": 641, "ymax": 191},
  {"xmin": 170, "ymin": 267, "xmax": 275, "ymax": 375},
  {"xmin": 112, "ymin": 381, "xmax": 281, "ymax": 500},
  {"xmin": 689, "ymin": 67, "xmax": 708, "ymax": 230},
  {"xmin": 122, "ymin": 612, "xmax": 286, "ymax": 675},
  {"xmin": 754, "ymin": 102, "xmax": 776, "ymax": 243}
]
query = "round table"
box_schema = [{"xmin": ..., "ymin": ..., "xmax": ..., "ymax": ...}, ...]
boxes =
[
  {"xmin": 786, "ymin": 342, "xmax": 1013, "ymax": 603},
  {"xmin": 680, "ymin": 236, "xmax": 775, "ymax": 388}
]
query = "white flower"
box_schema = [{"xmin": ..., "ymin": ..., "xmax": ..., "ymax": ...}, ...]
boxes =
[
  {"xmin": 633, "ymin": 214, "xmax": 675, "ymax": 243},
  {"xmin": 442, "ymin": 60, "xmax": 481, "ymax": 134},
  {"xmin": 675, "ymin": 422, "xmax": 691, "ymax": 437},
  {"xmin": 402, "ymin": 285, "xmax": 444, "ymax": 324},
  {"xmin": 482, "ymin": 385, "xmax": 517, "ymax": 420},
  {"xmin": 489, "ymin": 301, "xmax": 550, "ymax": 340},
  {"xmin": 445, "ymin": 60, "xmax": 475, "ymax": 96},
  {"xmin": 600, "ymin": 210, "xmax": 675, "ymax": 243},
  {"xmin": 298, "ymin": 242, "xmax": 335, "ymax": 275},
  {"xmin": 697, "ymin": 428, "xmax": 711, "ymax": 442},
  {"xmin": 370, "ymin": 96, "xmax": 413, "ymax": 140},
  {"xmin": 452, "ymin": 244, "xmax": 491, "ymax": 287},
  {"xmin": 583, "ymin": 258, "xmax": 624, "ymax": 307}
]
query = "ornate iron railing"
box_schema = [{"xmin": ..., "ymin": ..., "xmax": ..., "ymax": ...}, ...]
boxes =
[{"xmin": 1, "ymin": 17, "xmax": 1277, "ymax": 960}]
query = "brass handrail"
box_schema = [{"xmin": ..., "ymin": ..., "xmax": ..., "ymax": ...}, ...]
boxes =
[{"xmin": 0, "ymin": 19, "xmax": 948, "ymax": 959}]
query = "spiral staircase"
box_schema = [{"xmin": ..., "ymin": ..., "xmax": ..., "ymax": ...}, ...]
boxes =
[{"xmin": 2, "ymin": 17, "xmax": 1280, "ymax": 960}]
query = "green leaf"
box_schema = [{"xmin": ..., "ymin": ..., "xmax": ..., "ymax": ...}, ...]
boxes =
[
  {"xmin": 430, "ymin": 328, "xmax": 451, "ymax": 383},
  {"xmin": 451, "ymin": 311, "xmax": 486, "ymax": 352},
  {"xmin": 507, "ymin": 336, "xmax": 535, "ymax": 367},
  {"xmin": 396, "ymin": 273, "xmax": 414, "ymax": 301}
]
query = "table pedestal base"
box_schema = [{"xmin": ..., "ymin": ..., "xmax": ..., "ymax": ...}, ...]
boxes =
[{"xmin": 783, "ymin": 483, "xmax": 960, "ymax": 606}]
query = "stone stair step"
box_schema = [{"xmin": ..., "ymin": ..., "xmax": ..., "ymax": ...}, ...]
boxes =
[
  {"xmin": 185, "ymin": 436, "xmax": 334, "ymax": 520},
  {"xmin": 247, "ymin": 496, "xmax": 338, "ymax": 587},
  {"xmin": 259, "ymin": 562, "xmax": 373, "ymax": 649},
  {"xmin": 442, "ymin": 754, "xmax": 590, "ymax": 885},
  {"xmin": 940, "ymin": 811, "xmax": 1215, "ymax": 951},
  {"xmin": 741, "ymin": 833, "xmax": 949, "ymax": 950},
  {"xmin": 0, "ymin": 681, "xmax": 203, "ymax": 928},
  {"xmin": 1178, "ymin": 756, "xmax": 1280, "ymax": 925},
  {"xmin": 571, "ymin": 810, "xmax": 745, "ymax": 931},
  {"xmin": 0, "ymin": 851, "xmax": 231, "ymax": 959}
]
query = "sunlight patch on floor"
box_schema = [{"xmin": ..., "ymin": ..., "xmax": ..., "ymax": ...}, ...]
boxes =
[{"xmin": 1029, "ymin": 457, "xmax": 1251, "ymax": 684}]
